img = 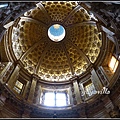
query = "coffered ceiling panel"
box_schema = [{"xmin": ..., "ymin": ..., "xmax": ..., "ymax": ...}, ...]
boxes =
[{"xmin": 11, "ymin": 1, "xmax": 102, "ymax": 82}]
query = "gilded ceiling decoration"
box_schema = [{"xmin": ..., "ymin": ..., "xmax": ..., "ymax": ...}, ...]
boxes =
[{"xmin": 11, "ymin": 1, "xmax": 102, "ymax": 82}]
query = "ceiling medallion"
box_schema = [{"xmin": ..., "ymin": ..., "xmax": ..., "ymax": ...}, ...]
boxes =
[{"xmin": 48, "ymin": 24, "xmax": 65, "ymax": 42}]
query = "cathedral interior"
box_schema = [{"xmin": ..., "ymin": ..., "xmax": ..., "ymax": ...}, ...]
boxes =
[{"xmin": 0, "ymin": 1, "xmax": 120, "ymax": 118}]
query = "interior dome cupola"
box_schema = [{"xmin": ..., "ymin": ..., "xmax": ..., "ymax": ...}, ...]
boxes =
[
  {"xmin": 0, "ymin": 1, "xmax": 120, "ymax": 118},
  {"xmin": 11, "ymin": 1, "xmax": 102, "ymax": 82}
]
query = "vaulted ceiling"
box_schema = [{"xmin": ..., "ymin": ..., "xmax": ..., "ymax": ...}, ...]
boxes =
[{"xmin": 11, "ymin": 1, "xmax": 102, "ymax": 82}]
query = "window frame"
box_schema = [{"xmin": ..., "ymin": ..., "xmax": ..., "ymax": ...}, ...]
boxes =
[
  {"xmin": 40, "ymin": 90, "xmax": 69, "ymax": 107},
  {"xmin": 83, "ymin": 80, "xmax": 96, "ymax": 98},
  {"xmin": 13, "ymin": 80, "xmax": 24, "ymax": 94},
  {"xmin": 108, "ymin": 55, "xmax": 119, "ymax": 73}
]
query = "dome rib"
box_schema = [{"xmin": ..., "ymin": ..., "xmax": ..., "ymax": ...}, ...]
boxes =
[
  {"xmin": 66, "ymin": 21, "xmax": 96, "ymax": 29},
  {"xmin": 62, "ymin": 42, "xmax": 75, "ymax": 75},
  {"xmin": 36, "ymin": 2, "xmax": 52, "ymax": 24},
  {"xmin": 62, "ymin": 4, "xmax": 81, "ymax": 24},
  {"xmin": 68, "ymin": 40, "xmax": 91, "ymax": 65},
  {"xmin": 20, "ymin": 36, "xmax": 48, "ymax": 61},
  {"xmin": 35, "ymin": 41, "xmax": 52, "ymax": 74},
  {"xmin": 20, "ymin": 16, "xmax": 48, "ymax": 28}
]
